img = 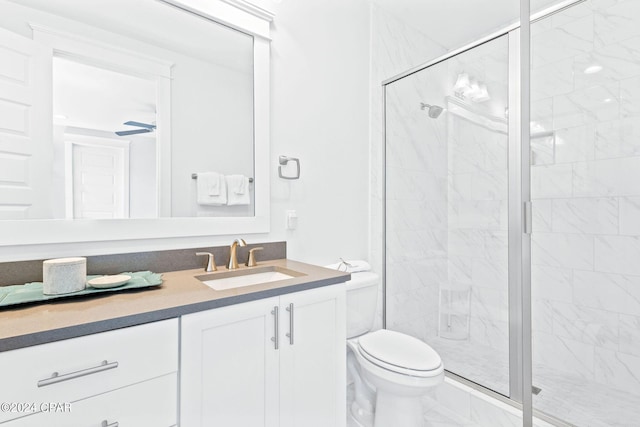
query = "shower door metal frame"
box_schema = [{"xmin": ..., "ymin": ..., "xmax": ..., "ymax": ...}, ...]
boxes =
[
  {"xmin": 382, "ymin": 25, "xmax": 528, "ymax": 410},
  {"xmin": 509, "ymin": 26, "xmax": 527, "ymax": 409},
  {"xmin": 381, "ymin": 1, "xmax": 585, "ymax": 426}
]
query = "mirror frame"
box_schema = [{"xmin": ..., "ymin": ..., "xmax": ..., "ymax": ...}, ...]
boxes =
[{"xmin": 0, "ymin": 0, "xmax": 273, "ymax": 246}]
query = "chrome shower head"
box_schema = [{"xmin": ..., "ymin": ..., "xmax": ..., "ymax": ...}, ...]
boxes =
[{"xmin": 420, "ymin": 102, "xmax": 444, "ymax": 119}]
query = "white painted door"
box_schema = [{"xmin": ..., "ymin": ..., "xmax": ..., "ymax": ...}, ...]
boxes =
[
  {"xmin": 279, "ymin": 285, "xmax": 347, "ymax": 427},
  {"xmin": 0, "ymin": 27, "xmax": 52, "ymax": 219},
  {"xmin": 180, "ymin": 297, "xmax": 280, "ymax": 427},
  {"xmin": 70, "ymin": 141, "xmax": 129, "ymax": 219}
]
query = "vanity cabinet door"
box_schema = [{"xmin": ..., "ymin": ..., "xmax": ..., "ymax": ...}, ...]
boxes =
[
  {"xmin": 180, "ymin": 297, "xmax": 280, "ymax": 427},
  {"xmin": 279, "ymin": 285, "xmax": 346, "ymax": 427},
  {"xmin": 179, "ymin": 284, "xmax": 346, "ymax": 427}
]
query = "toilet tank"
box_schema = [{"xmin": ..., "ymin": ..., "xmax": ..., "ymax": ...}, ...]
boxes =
[{"xmin": 345, "ymin": 272, "xmax": 379, "ymax": 338}]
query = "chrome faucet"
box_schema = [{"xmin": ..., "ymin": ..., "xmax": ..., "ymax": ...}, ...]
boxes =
[{"xmin": 228, "ymin": 238, "xmax": 247, "ymax": 270}]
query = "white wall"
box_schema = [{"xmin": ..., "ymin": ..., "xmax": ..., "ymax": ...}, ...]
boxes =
[
  {"xmin": 0, "ymin": 0, "xmax": 371, "ymax": 266},
  {"xmin": 254, "ymin": 0, "xmax": 371, "ymax": 265},
  {"xmin": 127, "ymin": 135, "xmax": 158, "ymax": 218},
  {"xmin": 369, "ymin": 3, "xmax": 448, "ymax": 276},
  {"xmin": 171, "ymin": 56, "xmax": 254, "ymax": 217}
]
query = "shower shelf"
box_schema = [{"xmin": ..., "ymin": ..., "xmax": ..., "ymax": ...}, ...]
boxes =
[
  {"xmin": 439, "ymin": 308, "xmax": 468, "ymax": 316},
  {"xmin": 438, "ymin": 282, "xmax": 471, "ymax": 341}
]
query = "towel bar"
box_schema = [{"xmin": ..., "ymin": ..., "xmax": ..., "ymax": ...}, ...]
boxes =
[{"xmin": 191, "ymin": 173, "xmax": 253, "ymax": 182}]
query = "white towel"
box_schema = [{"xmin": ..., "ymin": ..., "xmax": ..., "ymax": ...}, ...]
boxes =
[
  {"xmin": 197, "ymin": 172, "xmax": 227, "ymax": 205},
  {"xmin": 325, "ymin": 259, "xmax": 371, "ymax": 273},
  {"xmin": 226, "ymin": 175, "xmax": 250, "ymax": 206}
]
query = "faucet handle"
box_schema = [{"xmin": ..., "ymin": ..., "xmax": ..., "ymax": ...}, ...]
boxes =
[
  {"xmin": 246, "ymin": 247, "xmax": 264, "ymax": 267},
  {"xmin": 196, "ymin": 252, "xmax": 217, "ymax": 272}
]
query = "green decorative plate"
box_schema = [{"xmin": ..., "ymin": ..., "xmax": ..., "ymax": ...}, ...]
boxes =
[{"xmin": 0, "ymin": 271, "xmax": 162, "ymax": 308}]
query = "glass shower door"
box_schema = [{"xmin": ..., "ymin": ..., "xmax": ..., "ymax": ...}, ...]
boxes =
[
  {"xmin": 530, "ymin": 1, "xmax": 640, "ymax": 425},
  {"xmin": 385, "ymin": 34, "xmax": 512, "ymax": 396}
]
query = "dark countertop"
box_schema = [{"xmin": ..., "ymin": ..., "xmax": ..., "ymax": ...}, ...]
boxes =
[{"xmin": 0, "ymin": 259, "xmax": 350, "ymax": 352}]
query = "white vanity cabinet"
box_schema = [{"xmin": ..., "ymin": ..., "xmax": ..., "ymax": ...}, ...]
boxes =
[
  {"xmin": 180, "ymin": 284, "xmax": 346, "ymax": 427},
  {"xmin": 5, "ymin": 374, "xmax": 177, "ymax": 427},
  {"xmin": 0, "ymin": 319, "xmax": 179, "ymax": 426}
]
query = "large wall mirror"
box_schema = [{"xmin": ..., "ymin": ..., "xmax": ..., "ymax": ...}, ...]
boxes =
[{"xmin": 0, "ymin": 0, "xmax": 271, "ymax": 245}]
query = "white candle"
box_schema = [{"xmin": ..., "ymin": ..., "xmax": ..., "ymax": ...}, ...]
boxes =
[{"xmin": 43, "ymin": 257, "xmax": 87, "ymax": 295}]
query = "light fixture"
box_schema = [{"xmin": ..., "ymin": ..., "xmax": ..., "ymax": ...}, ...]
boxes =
[
  {"xmin": 470, "ymin": 82, "xmax": 490, "ymax": 103},
  {"xmin": 603, "ymin": 97, "xmax": 613, "ymax": 103},
  {"xmin": 530, "ymin": 121, "xmax": 545, "ymax": 133},
  {"xmin": 469, "ymin": 79, "xmax": 480, "ymax": 95},
  {"xmin": 453, "ymin": 73, "xmax": 490, "ymax": 102},
  {"xmin": 584, "ymin": 64, "xmax": 603, "ymax": 74},
  {"xmin": 453, "ymin": 73, "xmax": 470, "ymax": 99}
]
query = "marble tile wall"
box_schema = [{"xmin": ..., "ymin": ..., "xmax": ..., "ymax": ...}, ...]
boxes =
[
  {"xmin": 384, "ymin": 59, "xmax": 448, "ymax": 347},
  {"xmin": 370, "ymin": 4, "xmax": 447, "ymax": 332},
  {"xmin": 382, "ymin": 25, "xmax": 511, "ymax": 394},
  {"xmin": 431, "ymin": 377, "xmax": 570, "ymax": 427},
  {"xmin": 530, "ymin": 0, "xmax": 640, "ymax": 413},
  {"xmin": 375, "ymin": 0, "xmax": 640, "ymax": 424},
  {"xmin": 443, "ymin": 36, "xmax": 511, "ymax": 395}
]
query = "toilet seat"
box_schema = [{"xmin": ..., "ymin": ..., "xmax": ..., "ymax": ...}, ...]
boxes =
[{"xmin": 358, "ymin": 330, "xmax": 442, "ymax": 378}]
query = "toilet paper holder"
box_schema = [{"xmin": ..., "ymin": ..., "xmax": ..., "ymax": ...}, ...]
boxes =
[{"xmin": 278, "ymin": 155, "xmax": 300, "ymax": 180}]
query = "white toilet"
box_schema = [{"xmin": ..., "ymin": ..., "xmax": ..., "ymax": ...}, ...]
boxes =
[{"xmin": 345, "ymin": 270, "xmax": 444, "ymax": 427}]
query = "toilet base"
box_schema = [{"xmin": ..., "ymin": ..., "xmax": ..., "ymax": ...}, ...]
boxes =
[
  {"xmin": 374, "ymin": 391, "xmax": 424, "ymax": 427},
  {"xmin": 347, "ymin": 341, "xmax": 376, "ymax": 427},
  {"xmin": 349, "ymin": 399, "xmax": 374, "ymax": 427}
]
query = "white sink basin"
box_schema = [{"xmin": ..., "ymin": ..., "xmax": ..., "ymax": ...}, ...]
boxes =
[{"xmin": 196, "ymin": 266, "xmax": 303, "ymax": 291}]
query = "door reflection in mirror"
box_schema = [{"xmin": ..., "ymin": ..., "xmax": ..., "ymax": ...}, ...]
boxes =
[{"xmin": 53, "ymin": 56, "xmax": 157, "ymax": 219}]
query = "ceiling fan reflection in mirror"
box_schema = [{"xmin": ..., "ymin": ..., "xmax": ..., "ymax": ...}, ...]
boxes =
[{"xmin": 115, "ymin": 121, "xmax": 156, "ymax": 136}]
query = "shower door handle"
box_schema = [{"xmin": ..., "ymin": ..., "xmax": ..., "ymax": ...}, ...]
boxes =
[{"xmin": 524, "ymin": 201, "xmax": 532, "ymax": 235}]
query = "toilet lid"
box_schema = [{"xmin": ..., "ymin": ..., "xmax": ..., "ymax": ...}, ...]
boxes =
[{"xmin": 358, "ymin": 330, "xmax": 442, "ymax": 372}]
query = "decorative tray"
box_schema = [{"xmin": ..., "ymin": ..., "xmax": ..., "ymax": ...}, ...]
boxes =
[{"xmin": 0, "ymin": 271, "xmax": 162, "ymax": 308}]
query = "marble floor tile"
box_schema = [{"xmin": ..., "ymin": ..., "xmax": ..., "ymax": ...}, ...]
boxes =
[
  {"xmin": 534, "ymin": 364, "xmax": 640, "ymax": 427},
  {"xmin": 346, "ymin": 383, "xmax": 482, "ymax": 427},
  {"xmin": 425, "ymin": 337, "xmax": 640, "ymax": 426},
  {"xmin": 348, "ymin": 352, "xmax": 640, "ymax": 426},
  {"xmin": 429, "ymin": 336, "xmax": 510, "ymax": 396}
]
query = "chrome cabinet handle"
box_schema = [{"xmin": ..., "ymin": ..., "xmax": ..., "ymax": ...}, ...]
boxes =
[
  {"xmin": 286, "ymin": 303, "xmax": 294, "ymax": 345},
  {"xmin": 102, "ymin": 421, "xmax": 119, "ymax": 427},
  {"xmin": 37, "ymin": 360, "xmax": 118, "ymax": 388},
  {"xmin": 271, "ymin": 306, "xmax": 279, "ymax": 350}
]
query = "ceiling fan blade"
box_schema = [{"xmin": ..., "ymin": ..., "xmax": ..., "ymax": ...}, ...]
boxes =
[
  {"xmin": 115, "ymin": 128, "xmax": 152, "ymax": 136},
  {"xmin": 123, "ymin": 120, "xmax": 156, "ymax": 129}
]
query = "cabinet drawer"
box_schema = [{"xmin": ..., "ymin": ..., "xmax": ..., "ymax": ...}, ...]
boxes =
[
  {"xmin": 0, "ymin": 319, "xmax": 178, "ymax": 423},
  {"xmin": 4, "ymin": 373, "xmax": 177, "ymax": 427}
]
